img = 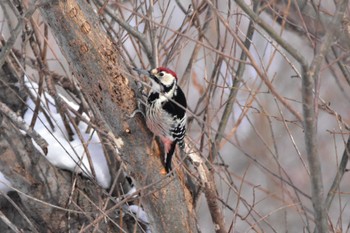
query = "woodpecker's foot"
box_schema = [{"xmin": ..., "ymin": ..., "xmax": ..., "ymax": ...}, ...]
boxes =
[
  {"xmin": 161, "ymin": 166, "xmax": 174, "ymax": 176},
  {"xmin": 160, "ymin": 154, "xmax": 173, "ymax": 175},
  {"xmin": 135, "ymin": 81, "xmax": 148, "ymax": 97},
  {"xmin": 160, "ymin": 168, "xmax": 167, "ymax": 175},
  {"xmin": 127, "ymin": 99, "xmax": 145, "ymax": 118},
  {"xmin": 133, "ymin": 68, "xmax": 149, "ymax": 96},
  {"xmin": 165, "ymin": 164, "xmax": 172, "ymax": 174},
  {"xmin": 128, "ymin": 109, "xmax": 145, "ymax": 118},
  {"xmin": 163, "ymin": 158, "xmax": 175, "ymax": 175}
]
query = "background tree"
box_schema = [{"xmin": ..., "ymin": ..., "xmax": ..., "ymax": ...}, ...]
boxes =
[{"xmin": 0, "ymin": 0, "xmax": 349, "ymax": 232}]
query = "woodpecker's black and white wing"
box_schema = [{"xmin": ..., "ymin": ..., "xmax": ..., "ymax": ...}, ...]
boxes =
[{"xmin": 162, "ymin": 87, "xmax": 187, "ymax": 147}]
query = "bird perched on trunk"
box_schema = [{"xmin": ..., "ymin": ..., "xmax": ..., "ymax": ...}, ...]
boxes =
[{"xmin": 134, "ymin": 67, "xmax": 187, "ymax": 173}]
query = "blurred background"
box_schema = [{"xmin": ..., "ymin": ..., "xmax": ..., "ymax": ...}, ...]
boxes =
[{"xmin": 1, "ymin": 0, "xmax": 350, "ymax": 232}]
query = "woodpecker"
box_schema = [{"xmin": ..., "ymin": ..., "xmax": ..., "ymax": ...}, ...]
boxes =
[{"xmin": 134, "ymin": 67, "xmax": 187, "ymax": 173}]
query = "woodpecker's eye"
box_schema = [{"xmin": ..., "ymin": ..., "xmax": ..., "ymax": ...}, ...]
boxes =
[{"xmin": 159, "ymin": 72, "xmax": 164, "ymax": 77}]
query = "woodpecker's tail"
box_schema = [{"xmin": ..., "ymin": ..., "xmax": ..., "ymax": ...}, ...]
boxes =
[{"xmin": 177, "ymin": 139, "xmax": 185, "ymax": 150}]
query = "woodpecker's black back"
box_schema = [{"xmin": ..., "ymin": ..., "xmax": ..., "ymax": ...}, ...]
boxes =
[{"xmin": 161, "ymin": 87, "xmax": 187, "ymax": 120}]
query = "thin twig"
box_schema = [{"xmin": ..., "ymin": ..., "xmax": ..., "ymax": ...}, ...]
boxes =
[
  {"xmin": 325, "ymin": 136, "xmax": 350, "ymax": 210},
  {"xmin": 212, "ymin": 1, "xmax": 258, "ymax": 161},
  {"xmin": 0, "ymin": 192, "xmax": 40, "ymax": 233},
  {"xmin": 0, "ymin": 210, "xmax": 21, "ymax": 233},
  {"xmin": 0, "ymin": 100, "xmax": 48, "ymax": 154},
  {"xmin": 0, "ymin": 1, "xmax": 38, "ymax": 68}
]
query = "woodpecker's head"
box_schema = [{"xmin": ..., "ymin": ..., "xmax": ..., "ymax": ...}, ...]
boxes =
[
  {"xmin": 133, "ymin": 66, "xmax": 178, "ymax": 94},
  {"xmin": 133, "ymin": 67, "xmax": 177, "ymax": 94},
  {"xmin": 148, "ymin": 67, "xmax": 177, "ymax": 92}
]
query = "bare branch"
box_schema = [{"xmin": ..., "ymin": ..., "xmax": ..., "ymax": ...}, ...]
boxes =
[
  {"xmin": 0, "ymin": 210, "xmax": 21, "ymax": 233},
  {"xmin": 185, "ymin": 138, "xmax": 227, "ymax": 233},
  {"xmin": 0, "ymin": 101, "xmax": 48, "ymax": 154},
  {"xmin": 301, "ymin": 0, "xmax": 349, "ymax": 232},
  {"xmin": 0, "ymin": 2, "xmax": 38, "ymax": 68},
  {"xmin": 325, "ymin": 136, "xmax": 350, "ymax": 210}
]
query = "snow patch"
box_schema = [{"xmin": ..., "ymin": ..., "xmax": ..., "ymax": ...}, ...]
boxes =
[
  {"xmin": 0, "ymin": 173, "xmax": 12, "ymax": 193},
  {"xmin": 22, "ymin": 77, "xmax": 111, "ymax": 188}
]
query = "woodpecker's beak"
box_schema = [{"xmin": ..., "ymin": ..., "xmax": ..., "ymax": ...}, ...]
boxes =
[
  {"xmin": 133, "ymin": 67, "xmax": 159, "ymax": 84},
  {"xmin": 133, "ymin": 67, "xmax": 151, "ymax": 76}
]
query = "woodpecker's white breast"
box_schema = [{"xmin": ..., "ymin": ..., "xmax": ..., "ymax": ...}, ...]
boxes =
[{"xmin": 146, "ymin": 94, "xmax": 177, "ymax": 141}]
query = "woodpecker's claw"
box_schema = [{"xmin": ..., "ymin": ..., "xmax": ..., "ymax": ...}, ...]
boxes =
[
  {"xmin": 128, "ymin": 109, "xmax": 144, "ymax": 118},
  {"xmin": 127, "ymin": 99, "xmax": 145, "ymax": 118},
  {"xmin": 133, "ymin": 67, "xmax": 150, "ymax": 76}
]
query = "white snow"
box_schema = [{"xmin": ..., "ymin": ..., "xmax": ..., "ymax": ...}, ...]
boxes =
[
  {"xmin": 0, "ymin": 173, "xmax": 12, "ymax": 193},
  {"xmin": 0, "ymin": 77, "xmax": 111, "ymax": 191},
  {"xmin": 127, "ymin": 204, "xmax": 151, "ymax": 232},
  {"xmin": 128, "ymin": 205, "xmax": 150, "ymax": 224}
]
